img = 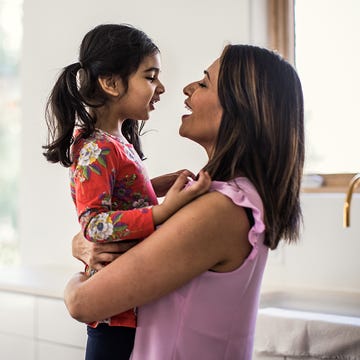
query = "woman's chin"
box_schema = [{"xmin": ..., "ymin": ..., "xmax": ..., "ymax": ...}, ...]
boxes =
[{"xmin": 178, "ymin": 125, "xmax": 186, "ymax": 138}]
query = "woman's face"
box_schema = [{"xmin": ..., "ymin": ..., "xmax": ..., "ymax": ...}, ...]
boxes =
[{"xmin": 180, "ymin": 58, "xmax": 223, "ymax": 157}]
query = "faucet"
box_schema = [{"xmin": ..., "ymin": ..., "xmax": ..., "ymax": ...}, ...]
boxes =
[{"xmin": 343, "ymin": 173, "xmax": 360, "ymax": 227}]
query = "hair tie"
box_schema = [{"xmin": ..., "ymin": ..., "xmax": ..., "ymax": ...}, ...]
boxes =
[{"xmin": 78, "ymin": 61, "xmax": 83, "ymax": 68}]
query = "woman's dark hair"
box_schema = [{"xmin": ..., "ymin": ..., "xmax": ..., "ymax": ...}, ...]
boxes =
[
  {"xmin": 43, "ymin": 24, "xmax": 159, "ymax": 166},
  {"xmin": 204, "ymin": 45, "xmax": 305, "ymax": 250}
]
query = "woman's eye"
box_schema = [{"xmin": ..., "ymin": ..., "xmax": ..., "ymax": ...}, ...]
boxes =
[
  {"xmin": 146, "ymin": 77, "xmax": 156, "ymax": 82},
  {"xmin": 198, "ymin": 82, "xmax": 206, "ymax": 88}
]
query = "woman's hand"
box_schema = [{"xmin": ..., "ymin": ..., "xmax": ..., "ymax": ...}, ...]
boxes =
[
  {"xmin": 151, "ymin": 169, "xmax": 195, "ymax": 197},
  {"xmin": 72, "ymin": 232, "xmax": 139, "ymax": 271}
]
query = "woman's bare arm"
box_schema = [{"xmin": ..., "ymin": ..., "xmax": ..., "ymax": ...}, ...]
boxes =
[{"xmin": 64, "ymin": 191, "xmax": 251, "ymax": 323}]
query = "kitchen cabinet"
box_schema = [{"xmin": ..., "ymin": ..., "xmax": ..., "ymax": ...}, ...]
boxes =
[{"xmin": 0, "ymin": 267, "xmax": 86, "ymax": 359}]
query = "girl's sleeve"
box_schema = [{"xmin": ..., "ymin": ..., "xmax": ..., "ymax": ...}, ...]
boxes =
[{"xmin": 71, "ymin": 138, "xmax": 155, "ymax": 243}]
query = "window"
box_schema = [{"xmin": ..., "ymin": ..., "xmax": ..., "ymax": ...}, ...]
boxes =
[
  {"xmin": 295, "ymin": 0, "xmax": 360, "ymax": 174},
  {"xmin": 268, "ymin": 0, "xmax": 360, "ymax": 192},
  {"xmin": 0, "ymin": 0, "xmax": 23, "ymax": 265}
]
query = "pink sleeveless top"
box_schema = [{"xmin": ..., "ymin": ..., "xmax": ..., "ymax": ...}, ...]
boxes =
[{"xmin": 130, "ymin": 178, "xmax": 268, "ymax": 359}]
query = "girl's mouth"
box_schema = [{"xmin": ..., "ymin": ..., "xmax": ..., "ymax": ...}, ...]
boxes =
[{"xmin": 150, "ymin": 98, "xmax": 160, "ymax": 111}]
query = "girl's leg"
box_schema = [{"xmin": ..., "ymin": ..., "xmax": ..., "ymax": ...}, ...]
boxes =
[{"xmin": 85, "ymin": 324, "xmax": 136, "ymax": 360}]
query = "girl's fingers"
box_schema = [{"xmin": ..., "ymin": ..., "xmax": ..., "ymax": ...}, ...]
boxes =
[
  {"xmin": 188, "ymin": 171, "xmax": 211, "ymax": 194},
  {"xmin": 168, "ymin": 169, "xmax": 211, "ymax": 194},
  {"xmin": 171, "ymin": 170, "xmax": 193, "ymax": 191},
  {"xmin": 177, "ymin": 169, "xmax": 196, "ymax": 179}
]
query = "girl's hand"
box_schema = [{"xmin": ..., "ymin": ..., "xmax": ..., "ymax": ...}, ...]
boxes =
[
  {"xmin": 151, "ymin": 169, "xmax": 195, "ymax": 197},
  {"xmin": 152, "ymin": 170, "xmax": 211, "ymax": 224},
  {"xmin": 72, "ymin": 231, "xmax": 139, "ymax": 271}
]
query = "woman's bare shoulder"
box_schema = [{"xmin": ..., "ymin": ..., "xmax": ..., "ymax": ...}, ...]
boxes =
[
  {"xmin": 160, "ymin": 190, "xmax": 252, "ymax": 272},
  {"xmin": 173, "ymin": 189, "xmax": 248, "ymax": 228}
]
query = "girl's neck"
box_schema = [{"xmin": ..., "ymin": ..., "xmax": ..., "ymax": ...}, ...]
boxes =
[
  {"xmin": 93, "ymin": 107, "xmax": 125, "ymax": 138},
  {"xmin": 96, "ymin": 122, "xmax": 124, "ymax": 138}
]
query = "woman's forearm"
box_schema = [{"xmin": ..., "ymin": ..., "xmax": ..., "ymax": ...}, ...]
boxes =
[{"xmin": 64, "ymin": 272, "xmax": 89, "ymax": 322}]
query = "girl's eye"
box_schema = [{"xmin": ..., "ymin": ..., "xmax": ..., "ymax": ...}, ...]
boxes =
[
  {"xmin": 146, "ymin": 77, "xmax": 156, "ymax": 82},
  {"xmin": 198, "ymin": 82, "xmax": 206, "ymax": 88}
]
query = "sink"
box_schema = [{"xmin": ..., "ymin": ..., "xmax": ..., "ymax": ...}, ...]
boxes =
[
  {"xmin": 259, "ymin": 288, "xmax": 360, "ymax": 317},
  {"xmin": 254, "ymin": 288, "xmax": 360, "ymax": 359}
]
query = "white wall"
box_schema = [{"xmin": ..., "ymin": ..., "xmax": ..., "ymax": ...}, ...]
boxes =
[{"xmin": 19, "ymin": 0, "xmax": 254, "ymax": 268}]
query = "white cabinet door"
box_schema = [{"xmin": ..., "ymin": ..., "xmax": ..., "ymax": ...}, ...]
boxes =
[
  {"xmin": 0, "ymin": 332, "xmax": 35, "ymax": 360},
  {"xmin": 38, "ymin": 342, "xmax": 85, "ymax": 360},
  {"xmin": 0, "ymin": 291, "xmax": 35, "ymax": 337},
  {"xmin": 37, "ymin": 297, "xmax": 86, "ymax": 348}
]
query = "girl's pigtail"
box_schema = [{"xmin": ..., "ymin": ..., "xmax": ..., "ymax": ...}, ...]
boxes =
[{"xmin": 43, "ymin": 62, "xmax": 91, "ymax": 167}]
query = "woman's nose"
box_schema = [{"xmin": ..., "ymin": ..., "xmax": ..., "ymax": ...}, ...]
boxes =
[{"xmin": 183, "ymin": 82, "xmax": 195, "ymax": 96}]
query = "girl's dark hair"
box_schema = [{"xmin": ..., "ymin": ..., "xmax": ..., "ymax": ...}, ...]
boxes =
[
  {"xmin": 43, "ymin": 24, "xmax": 159, "ymax": 166},
  {"xmin": 204, "ymin": 45, "xmax": 305, "ymax": 250}
]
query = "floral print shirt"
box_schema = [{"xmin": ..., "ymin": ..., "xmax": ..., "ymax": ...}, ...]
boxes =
[
  {"xmin": 70, "ymin": 129, "xmax": 158, "ymax": 243},
  {"xmin": 69, "ymin": 129, "xmax": 158, "ymax": 329}
]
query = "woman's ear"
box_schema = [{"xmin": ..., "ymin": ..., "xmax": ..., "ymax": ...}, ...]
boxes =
[{"xmin": 98, "ymin": 75, "xmax": 124, "ymax": 97}]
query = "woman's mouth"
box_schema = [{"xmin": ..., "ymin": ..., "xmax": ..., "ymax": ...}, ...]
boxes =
[{"xmin": 182, "ymin": 101, "xmax": 192, "ymax": 119}]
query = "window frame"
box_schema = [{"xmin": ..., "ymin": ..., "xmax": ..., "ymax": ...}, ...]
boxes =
[{"xmin": 267, "ymin": 0, "xmax": 357, "ymax": 193}]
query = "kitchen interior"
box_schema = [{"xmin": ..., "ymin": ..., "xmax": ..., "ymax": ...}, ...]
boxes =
[{"xmin": 0, "ymin": 0, "xmax": 359, "ymax": 359}]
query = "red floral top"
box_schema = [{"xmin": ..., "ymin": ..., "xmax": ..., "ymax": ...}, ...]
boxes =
[{"xmin": 69, "ymin": 128, "xmax": 158, "ymax": 328}]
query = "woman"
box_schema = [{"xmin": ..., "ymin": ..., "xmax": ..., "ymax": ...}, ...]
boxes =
[{"xmin": 65, "ymin": 44, "xmax": 304, "ymax": 359}]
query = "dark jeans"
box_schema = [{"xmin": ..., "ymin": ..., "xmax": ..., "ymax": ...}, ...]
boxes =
[{"xmin": 85, "ymin": 324, "xmax": 136, "ymax": 360}]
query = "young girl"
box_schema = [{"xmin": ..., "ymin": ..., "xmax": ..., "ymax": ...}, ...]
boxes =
[{"xmin": 43, "ymin": 24, "xmax": 210, "ymax": 360}]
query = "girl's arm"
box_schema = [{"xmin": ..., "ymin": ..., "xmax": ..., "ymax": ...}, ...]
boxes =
[
  {"xmin": 80, "ymin": 169, "xmax": 210, "ymax": 243},
  {"xmin": 151, "ymin": 170, "xmax": 210, "ymax": 224},
  {"xmin": 151, "ymin": 169, "xmax": 195, "ymax": 197},
  {"xmin": 72, "ymin": 171, "xmax": 211, "ymax": 271},
  {"xmin": 73, "ymin": 136, "xmax": 210, "ymax": 243},
  {"xmin": 64, "ymin": 190, "xmax": 252, "ymax": 323}
]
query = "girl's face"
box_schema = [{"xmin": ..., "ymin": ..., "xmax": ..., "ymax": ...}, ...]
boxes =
[
  {"xmin": 116, "ymin": 52, "xmax": 165, "ymax": 121},
  {"xmin": 180, "ymin": 58, "xmax": 223, "ymax": 157}
]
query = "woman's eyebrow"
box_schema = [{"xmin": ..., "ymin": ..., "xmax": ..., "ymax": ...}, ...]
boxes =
[{"xmin": 204, "ymin": 70, "xmax": 211, "ymax": 81}]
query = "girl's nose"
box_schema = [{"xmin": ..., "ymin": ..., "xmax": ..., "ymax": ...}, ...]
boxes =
[{"xmin": 157, "ymin": 80, "xmax": 165, "ymax": 94}]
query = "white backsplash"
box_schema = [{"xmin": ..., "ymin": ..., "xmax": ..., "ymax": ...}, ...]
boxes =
[{"xmin": 262, "ymin": 193, "xmax": 360, "ymax": 292}]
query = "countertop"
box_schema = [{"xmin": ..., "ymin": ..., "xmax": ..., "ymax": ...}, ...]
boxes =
[{"xmin": 0, "ymin": 265, "xmax": 80, "ymax": 299}]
